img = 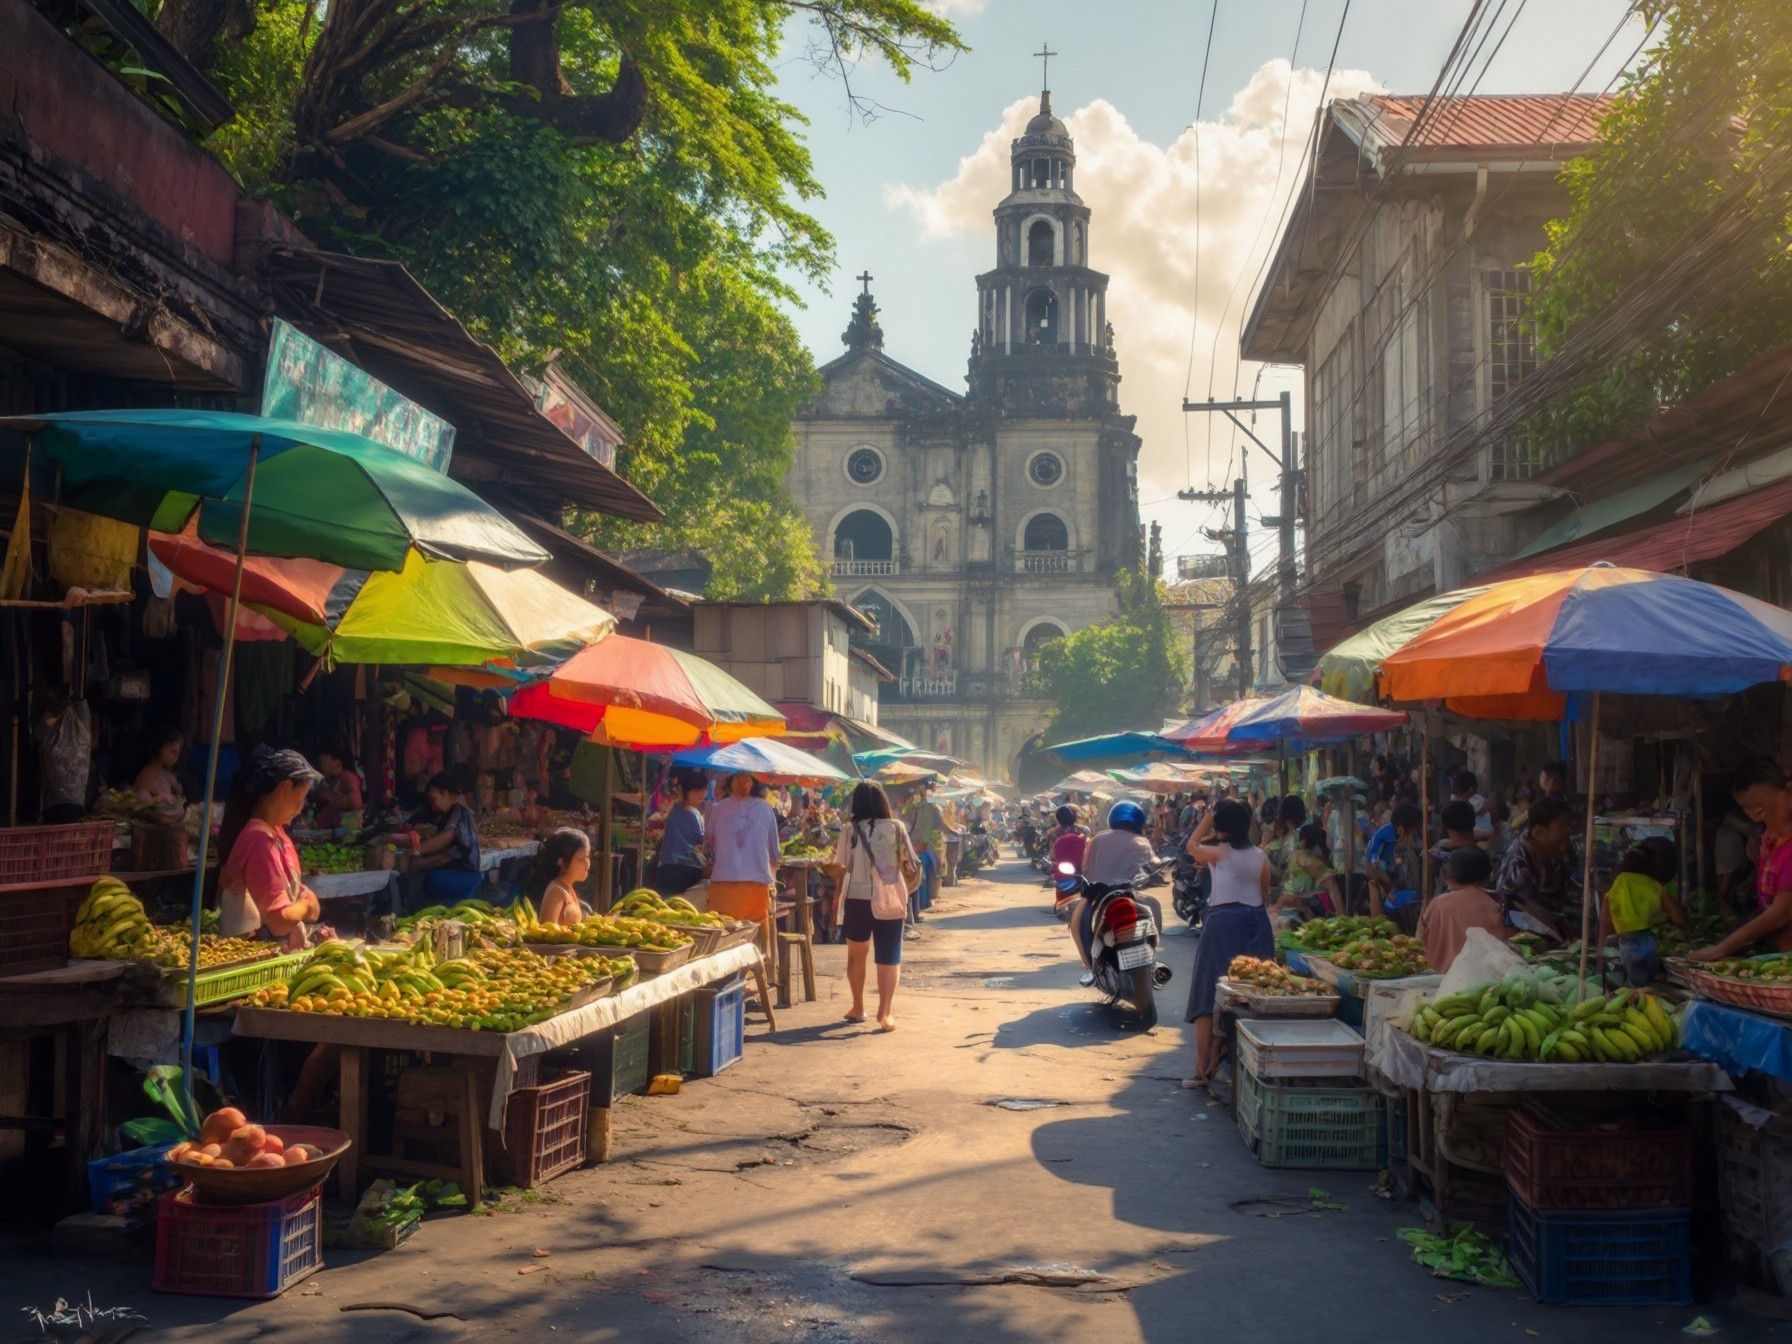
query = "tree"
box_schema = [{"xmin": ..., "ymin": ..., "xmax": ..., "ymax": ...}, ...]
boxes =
[
  {"xmin": 192, "ymin": 0, "xmax": 962, "ymax": 600},
  {"xmin": 1033, "ymin": 568, "xmax": 1189, "ymax": 743},
  {"xmin": 1527, "ymin": 1, "xmax": 1792, "ymax": 456}
]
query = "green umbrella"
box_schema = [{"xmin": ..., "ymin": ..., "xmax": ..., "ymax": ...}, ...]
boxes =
[
  {"xmin": 6, "ymin": 408, "xmax": 549, "ymax": 571},
  {"xmin": 1314, "ymin": 587, "xmax": 1490, "ymax": 703},
  {"xmin": 0, "ymin": 408, "xmax": 553, "ymax": 1109}
]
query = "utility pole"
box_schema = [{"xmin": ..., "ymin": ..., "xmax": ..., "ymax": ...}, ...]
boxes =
[
  {"xmin": 1177, "ymin": 476, "xmax": 1251, "ymax": 699},
  {"xmin": 1182, "ymin": 391, "xmax": 1302, "ymax": 688}
]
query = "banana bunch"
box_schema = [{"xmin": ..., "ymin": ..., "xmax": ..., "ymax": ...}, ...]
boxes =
[
  {"xmin": 134, "ymin": 926, "xmax": 268, "ymax": 971},
  {"xmin": 1227, "ymin": 955, "xmax": 1335, "ymax": 998},
  {"xmin": 612, "ymin": 888, "xmax": 727, "ymax": 930},
  {"xmin": 1278, "ymin": 915, "xmax": 1398, "ymax": 954},
  {"xmin": 512, "ymin": 896, "xmax": 694, "ymax": 950},
  {"xmin": 69, "ymin": 878, "xmax": 153, "ymax": 959},
  {"xmin": 1407, "ymin": 981, "xmax": 1679, "ymax": 1063}
]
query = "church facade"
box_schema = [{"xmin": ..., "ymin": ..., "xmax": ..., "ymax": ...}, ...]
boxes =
[{"xmin": 785, "ymin": 86, "xmax": 1142, "ymax": 780}]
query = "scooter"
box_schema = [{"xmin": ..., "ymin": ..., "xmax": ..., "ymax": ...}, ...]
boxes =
[
  {"xmin": 960, "ymin": 828, "xmax": 1000, "ymax": 876},
  {"xmin": 1017, "ymin": 818, "xmax": 1051, "ymax": 872},
  {"xmin": 1171, "ymin": 851, "xmax": 1210, "ymax": 930},
  {"xmin": 1058, "ymin": 862, "xmax": 1170, "ymax": 1029}
]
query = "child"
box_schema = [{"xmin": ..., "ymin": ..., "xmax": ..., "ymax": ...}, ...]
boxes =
[
  {"xmin": 1418, "ymin": 847, "xmax": 1504, "ymax": 974},
  {"xmin": 535, "ymin": 827, "xmax": 593, "ymax": 927},
  {"xmin": 1271, "ymin": 823, "xmax": 1340, "ymax": 923},
  {"xmin": 1601, "ymin": 845, "xmax": 1685, "ymax": 986}
]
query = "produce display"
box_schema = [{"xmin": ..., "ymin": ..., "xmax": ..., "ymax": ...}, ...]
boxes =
[
  {"xmin": 1328, "ymin": 935, "xmax": 1431, "ymax": 979},
  {"xmin": 780, "ymin": 836, "xmax": 831, "ymax": 861},
  {"xmin": 297, "ymin": 840, "xmax": 366, "ymax": 875},
  {"xmin": 249, "ymin": 940, "xmax": 627, "ymax": 1030},
  {"xmin": 612, "ymin": 888, "xmax": 729, "ymax": 931},
  {"xmin": 1697, "ymin": 954, "xmax": 1792, "ymax": 983},
  {"xmin": 398, "ymin": 898, "xmax": 515, "ymax": 936},
  {"xmin": 515, "ymin": 896, "xmax": 693, "ymax": 951},
  {"xmin": 1227, "ymin": 956, "xmax": 1336, "ymax": 998},
  {"xmin": 135, "ymin": 926, "xmax": 270, "ymax": 971},
  {"xmin": 1404, "ymin": 974, "xmax": 1680, "ymax": 1062},
  {"xmin": 168, "ymin": 1107, "xmax": 322, "ymax": 1170},
  {"xmin": 1655, "ymin": 901, "xmax": 1739, "ymax": 959},
  {"xmin": 68, "ymin": 878, "xmax": 155, "ymax": 958},
  {"xmin": 1277, "ymin": 915, "xmax": 1396, "ymax": 955}
]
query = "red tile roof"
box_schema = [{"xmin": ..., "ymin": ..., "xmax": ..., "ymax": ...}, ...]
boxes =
[{"xmin": 1350, "ymin": 93, "xmax": 1611, "ymax": 155}]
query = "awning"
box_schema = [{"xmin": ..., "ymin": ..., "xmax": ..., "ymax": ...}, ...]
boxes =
[
  {"xmin": 1514, "ymin": 458, "xmax": 1712, "ymax": 559},
  {"xmin": 265, "ymin": 248, "xmax": 660, "ymax": 523},
  {"xmin": 1476, "ymin": 470, "xmax": 1792, "ymax": 584}
]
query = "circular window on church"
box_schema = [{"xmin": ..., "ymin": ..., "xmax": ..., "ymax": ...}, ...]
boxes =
[
  {"xmin": 846, "ymin": 447, "xmax": 884, "ymax": 486},
  {"xmin": 1028, "ymin": 452, "xmax": 1064, "ymax": 487}
]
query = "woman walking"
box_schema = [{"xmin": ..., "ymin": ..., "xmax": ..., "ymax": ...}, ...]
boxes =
[
  {"xmin": 824, "ymin": 781, "xmax": 919, "ymax": 1032},
  {"xmin": 704, "ymin": 771, "xmax": 782, "ymax": 924},
  {"xmin": 1182, "ymin": 798, "xmax": 1274, "ymax": 1088}
]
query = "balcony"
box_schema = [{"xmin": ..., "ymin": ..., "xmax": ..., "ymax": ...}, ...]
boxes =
[
  {"xmin": 832, "ymin": 557, "xmax": 898, "ymax": 578},
  {"xmin": 1019, "ymin": 550, "xmax": 1075, "ymax": 575},
  {"xmin": 884, "ymin": 672, "xmax": 958, "ymax": 703}
]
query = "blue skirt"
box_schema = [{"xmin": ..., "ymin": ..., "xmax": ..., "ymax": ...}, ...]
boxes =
[{"xmin": 1185, "ymin": 903, "xmax": 1274, "ymax": 1022}]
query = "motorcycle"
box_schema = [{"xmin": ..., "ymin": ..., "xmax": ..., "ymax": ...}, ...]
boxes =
[
  {"xmin": 1058, "ymin": 861, "xmax": 1171, "ymax": 1029},
  {"xmin": 959, "ymin": 827, "xmax": 1000, "ymax": 876},
  {"xmin": 1170, "ymin": 850, "xmax": 1210, "ymax": 930},
  {"xmin": 1016, "ymin": 818, "xmax": 1051, "ymax": 872}
]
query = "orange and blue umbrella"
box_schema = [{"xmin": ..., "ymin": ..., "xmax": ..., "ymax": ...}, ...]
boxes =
[
  {"xmin": 1160, "ymin": 697, "xmax": 1276, "ymax": 755},
  {"xmin": 1378, "ymin": 564, "xmax": 1792, "ymax": 719},
  {"xmin": 1220, "ymin": 685, "xmax": 1408, "ymax": 751}
]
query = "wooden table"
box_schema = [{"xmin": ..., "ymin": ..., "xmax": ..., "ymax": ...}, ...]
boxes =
[{"xmin": 234, "ymin": 943, "xmax": 764, "ymax": 1195}]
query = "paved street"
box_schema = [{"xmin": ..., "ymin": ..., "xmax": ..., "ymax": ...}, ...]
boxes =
[{"xmin": 5, "ymin": 857, "xmax": 1778, "ymax": 1342}]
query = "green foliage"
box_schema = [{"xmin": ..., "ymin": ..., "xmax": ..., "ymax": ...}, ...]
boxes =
[
  {"xmin": 1034, "ymin": 568, "xmax": 1189, "ymax": 742},
  {"xmin": 201, "ymin": 0, "xmax": 961, "ymax": 601},
  {"xmin": 1527, "ymin": 1, "xmax": 1792, "ymax": 455}
]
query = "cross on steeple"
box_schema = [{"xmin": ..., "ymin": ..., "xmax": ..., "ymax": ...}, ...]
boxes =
[
  {"xmin": 1034, "ymin": 42, "xmax": 1056, "ymax": 91},
  {"xmin": 856, "ymin": 270, "xmax": 874, "ymax": 296}
]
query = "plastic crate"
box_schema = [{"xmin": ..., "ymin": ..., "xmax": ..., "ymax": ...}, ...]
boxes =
[
  {"xmin": 0, "ymin": 822, "xmax": 114, "ymax": 888},
  {"xmin": 152, "ymin": 1186, "xmax": 323, "ymax": 1299},
  {"xmin": 1386, "ymin": 1094, "xmax": 1408, "ymax": 1164},
  {"xmin": 0, "ymin": 884, "xmax": 83, "ymax": 975},
  {"xmin": 163, "ymin": 951, "xmax": 309, "ymax": 1009},
  {"xmin": 1505, "ymin": 1190, "xmax": 1692, "ymax": 1305},
  {"xmin": 1504, "ymin": 1108, "xmax": 1693, "ymax": 1211},
  {"xmin": 1235, "ymin": 1060, "xmax": 1384, "ymax": 1170},
  {"xmin": 1236, "ymin": 1018, "xmax": 1365, "ymax": 1080},
  {"xmin": 1716, "ymin": 1102, "xmax": 1792, "ymax": 1249},
  {"xmin": 649, "ymin": 994, "xmax": 696, "ymax": 1077},
  {"xmin": 500, "ymin": 1069, "xmax": 590, "ymax": 1188},
  {"xmin": 88, "ymin": 1142, "xmax": 183, "ymax": 1214},
  {"xmin": 693, "ymin": 977, "xmax": 745, "ymax": 1078},
  {"xmin": 578, "ymin": 1012, "xmax": 652, "ymax": 1106}
]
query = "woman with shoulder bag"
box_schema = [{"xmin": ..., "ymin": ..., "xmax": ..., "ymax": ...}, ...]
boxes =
[{"xmin": 825, "ymin": 781, "xmax": 919, "ymax": 1032}]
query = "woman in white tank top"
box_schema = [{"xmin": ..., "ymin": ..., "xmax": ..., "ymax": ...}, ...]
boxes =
[{"xmin": 1182, "ymin": 799, "xmax": 1274, "ymax": 1087}]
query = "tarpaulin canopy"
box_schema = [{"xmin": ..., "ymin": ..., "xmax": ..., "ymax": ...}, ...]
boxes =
[
  {"xmin": 1042, "ymin": 731, "xmax": 1191, "ymax": 762},
  {"xmin": 4, "ymin": 408, "xmax": 549, "ymax": 571},
  {"xmin": 1378, "ymin": 564, "xmax": 1792, "ymax": 719},
  {"xmin": 1107, "ymin": 761, "xmax": 1232, "ymax": 793},
  {"xmin": 508, "ymin": 635, "xmax": 785, "ymax": 748},
  {"xmin": 151, "ymin": 529, "xmax": 614, "ymax": 668}
]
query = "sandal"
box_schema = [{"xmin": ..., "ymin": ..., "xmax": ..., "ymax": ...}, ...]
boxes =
[
  {"xmin": 843, "ymin": 1013, "xmax": 867, "ymax": 1023},
  {"xmin": 1180, "ymin": 1076, "xmax": 1207, "ymax": 1089}
]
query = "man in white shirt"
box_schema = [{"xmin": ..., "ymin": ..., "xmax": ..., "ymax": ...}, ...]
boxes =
[
  {"xmin": 1452, "ymin": 770, "xmax": 1493, "ymax": 841},
  {"xmin": 1070, "ymin": 801, "xmax": 1164, "ymax": 984}
]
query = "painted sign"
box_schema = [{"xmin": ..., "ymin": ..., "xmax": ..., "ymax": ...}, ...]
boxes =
[
  {"xmin": 530, "ymin": 367, "xmax": 620, "ymax": 468},
  {"xmin": 263, "ymin": 319, "xmax": 455, "ymax": 472}
]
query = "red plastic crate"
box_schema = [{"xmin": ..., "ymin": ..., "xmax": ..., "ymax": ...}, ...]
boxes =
[
  {"xmin": 0, "ymin": 884, "xmax": 83, "ymax": 975},
  {"xmin": 152, "ymin": 1186, "xmax": 323, "ymax": 1299},
  {"xmin": 0, "ymin": 822, "xmax": 115, "ymax": 888},
  {"xmin": 500, "ymin": 1069, "xmax": 590, "ymax": 1188},
  {"xmin": 1504, "ymin": 1108, "xmax": 1693, "ymax": 1211}
]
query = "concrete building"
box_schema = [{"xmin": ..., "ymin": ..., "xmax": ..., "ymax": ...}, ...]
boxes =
[
  {"xmin": 692, "ymin": 601, "xmax": 890, "ymax": 724},
  {"xmin": 1241, "ymin": 94, "xmax": 1608, "ymax": 643},
  {"xmin": 787, "ymin": 83, "xmax": 1142, "ymax": 779}
]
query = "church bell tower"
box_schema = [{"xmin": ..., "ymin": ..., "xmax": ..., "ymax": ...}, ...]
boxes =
[{"xmin": 970, "ymin": 61, "xmax": 1121, "ymax": 416}]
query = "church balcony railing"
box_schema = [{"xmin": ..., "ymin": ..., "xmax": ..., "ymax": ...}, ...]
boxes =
[
  {"xmin": 1018, "ymin": 549, "xmax": 1077, "ymax": 575},
  {"xmin": 881, "ymin": 672, "xmax": 959, "ymax": 703},
  {"xmin": 832, "ymin": 557, "xmax": 898, "ymax": 577}
]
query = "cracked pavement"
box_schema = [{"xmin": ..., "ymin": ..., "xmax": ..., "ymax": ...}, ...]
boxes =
[{"xmin": 3, "ymin": 859, "xmax": 1780, "ymax": 1341}]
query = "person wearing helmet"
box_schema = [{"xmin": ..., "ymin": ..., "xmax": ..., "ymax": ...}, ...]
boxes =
[{"xmin": 1067, "ymin": 801, "xmax": 1165, "ymax": 984}]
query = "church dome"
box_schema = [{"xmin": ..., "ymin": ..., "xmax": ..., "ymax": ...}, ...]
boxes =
[{"xmin": 1023, "ymin": 91, "xmax": 1067, "ymax": 140}]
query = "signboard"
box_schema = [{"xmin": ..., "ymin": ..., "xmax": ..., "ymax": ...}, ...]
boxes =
[
  {"xmin": 263, "ymin": 319, "xmax": 455, "ymax": 472},
  {"xmin": 530, "ymin": 367, "xmax": 620, "ymax": 469}
]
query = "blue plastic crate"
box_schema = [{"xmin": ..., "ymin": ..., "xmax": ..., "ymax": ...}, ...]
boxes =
[
  {"xmin": 1282, "ymin": 949, "xmax": 1312, "ymax": 977},
  {"xmin": 694, "ymin": 976, "xmax": 745, "ymax": 1078},
  {"xmin": 88, "ymin": 1142, "xmax": 182, "ymax": 1214},
  {"xmin": 1506, "ymin": 1189, "xmax": 1692, "ymax": 1306}
]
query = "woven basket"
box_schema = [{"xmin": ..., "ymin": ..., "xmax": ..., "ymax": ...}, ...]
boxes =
[{"xmin": 1684, "ymin": 968, "xmax": 1792, "ymax": 1021}]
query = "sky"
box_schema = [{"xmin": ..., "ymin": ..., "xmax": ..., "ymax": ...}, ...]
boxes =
[{"xmin": 768, "ymin": 0, "xmax": 1645, "ymax": 575}]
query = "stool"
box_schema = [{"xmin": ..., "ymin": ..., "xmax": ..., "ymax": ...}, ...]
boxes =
[
  {"xmin": 385, "ymin": 1063, "xmax": 485, "ymax": 1199},
  {"xmin": 783, "ymin": 871, "xmax": 817, "ymax": 1003},
  {"xmin": 747, "ymin": 913, "xmax": 779, "ymax": 1031}
]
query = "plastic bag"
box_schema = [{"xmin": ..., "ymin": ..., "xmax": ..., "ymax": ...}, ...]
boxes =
[{"xmin": 1437, "ymin": 927, "xmax": 1527, "ymax": 998}]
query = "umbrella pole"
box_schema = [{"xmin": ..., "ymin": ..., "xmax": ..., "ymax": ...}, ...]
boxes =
[
  {"xmin": 1420, "ymin": 720, "xmax": 1432, "ymax": 911},
  {"xmin": 597, "ymin": 745, "xmax": 614, "ymax": 912},
  {"xmin": 1575, "ymin": 693, "xmax": 1602, "ymax": 1002},
  {"xmin": 1694, "ymin": 767, "xmax": 1705, "ymax": 901},
  {"xmin": 180, "ymin": 436, "xmax": 259, "ymax": 1119}
]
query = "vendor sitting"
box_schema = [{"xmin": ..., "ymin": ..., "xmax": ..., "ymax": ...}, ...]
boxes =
[
  {"xmin": 1601, "ymin": 844, "xmax": 1684, "ymax": 986},
  {"xmin": 408, "ymin": 770, "xmax": 484, "ymax": 906},
  {"xmin": 312, "ymin": 741, "xmax": 364, "ymax": 829},
  {"xmin": 218, "ymin": 747, "xmax": 324, "ymax": 951},
  {"xmin": 1695, "ymin": 759, "xmax": 1792, "ymax": 962},
  {"xmin": 652, "ymin": 772, "xmax": 709, "ymax": 897},
  {"xmin": 1493, "ymin": 797, "xmax": 1578, "ymax": 938},
  {"xmin": 1418, "ymin": 847, "xmax": 1503, "ymax": 974},
  {"xmin": 1366, "ymin": 802, "xmax": 1424, "ymax": 931},
  {"xmin": 135, "ymin": 728, "xmax": 187, "ymax": 807}
]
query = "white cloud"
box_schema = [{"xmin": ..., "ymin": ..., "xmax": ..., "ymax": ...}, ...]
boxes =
[
  {"xmin": 922, "ymin": 0, "xmax": 985, "ymax": 12},
  {"xmin": 883, "ymin": 59, "xmax": 1381, "ymax": 554}
]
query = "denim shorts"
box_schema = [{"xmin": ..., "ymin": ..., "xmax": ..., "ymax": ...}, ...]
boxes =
[{"xmin": 842, "ymin": 897, "xmax": 904, "ymax": 965}]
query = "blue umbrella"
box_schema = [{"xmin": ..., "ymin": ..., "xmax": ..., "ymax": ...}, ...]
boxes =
[
  {"xmin": 672, "ymin": 737, "xmax": 853, "ymax": 785},
  {"xmin": 1042, "ymin": 730, "xmax": 1192, "ymax": 762}
]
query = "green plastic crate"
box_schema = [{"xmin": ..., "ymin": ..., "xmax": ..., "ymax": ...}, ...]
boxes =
[
  {"xmin": 164, "ymin": 951, "xmax": 310, "ymax": 1009},
  {"xmin": 1236, "ymin": 1061, "xmax": 1384, "ymax": 1170}
]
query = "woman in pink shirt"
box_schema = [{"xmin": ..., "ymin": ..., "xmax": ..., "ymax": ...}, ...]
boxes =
[
  {"xmin": 1695, "ymin": 759, "xmax": 1792, "ymax": 961},
  {"xmin": 218, "ymin": 747, "xmax": 324, "ymax": 952},
  {"xmin": 1049, "ymin": 804, "xmax": 1089, "ymax": 872}
]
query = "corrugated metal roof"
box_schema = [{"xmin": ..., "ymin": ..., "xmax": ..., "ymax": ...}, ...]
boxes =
[{"xmin": 1342, "ymin": 93, "xmax": 1611, "ymax": 156}]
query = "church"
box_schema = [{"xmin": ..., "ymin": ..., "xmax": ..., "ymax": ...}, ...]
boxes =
[{"xmin": 786, "ymin": 79, "xmax": 1143, "ymax": 781}]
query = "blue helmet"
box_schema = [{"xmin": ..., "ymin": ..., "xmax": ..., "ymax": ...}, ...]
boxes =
[{"xmin": 1108, "ymin": 800, "xmax": 1147, "ymax": 834}]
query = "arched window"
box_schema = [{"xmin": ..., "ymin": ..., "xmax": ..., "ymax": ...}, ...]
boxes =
[
  {"xmin": 833, "ymin": 510, "xmax": 894, "ymax": 575},
  {"xmin": 1028, "ymin": 220, "xmax": 1055, "ymax": 267},
  {"xmin": 851, "ymin": 590, "xmax": 914, "ymax": 680},
  {"xmin": 1024, "ymin": 513, "xmax": 1069, "ymax": 552},
  {"xmin": 1022, "ymin": 621, "xmax": 1067, "ymax": 670},
  {"xmin": 1024, "ymin": 289, "xmax": 1057, "ymax": 344}
]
